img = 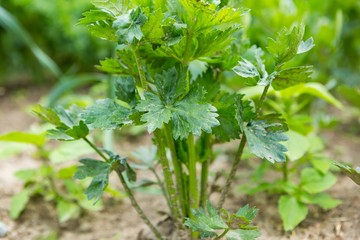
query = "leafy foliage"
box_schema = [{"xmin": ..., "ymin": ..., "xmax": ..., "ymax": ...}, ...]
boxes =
[
  {"xmin": 74, "ymin": 153, "xmax": 136, "ymax": 203},
  {"xmin": 184, "ymin": 202, "xmax": 260, "ymax": 239},
  {"xmin": 81, "ymin": 99, "xmax": 131, "ymax": 130},
  {"xmin": 136, "ymin": 86, "xmax": 219, "ymax": 140}
]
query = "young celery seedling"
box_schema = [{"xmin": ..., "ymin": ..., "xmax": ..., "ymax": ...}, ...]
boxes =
[{"xmin": 34, "ymin": 1, "xmax": 316, "ymax": 239}]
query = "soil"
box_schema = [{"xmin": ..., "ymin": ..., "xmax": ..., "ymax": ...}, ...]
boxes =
[{"xmin": 0, "ymin": 88, "xmax": 359, "ymax": 240}]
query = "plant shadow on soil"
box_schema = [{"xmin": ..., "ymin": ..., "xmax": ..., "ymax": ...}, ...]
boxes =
[{"xmin": 0, "ymin": 89, "xmax": 359, "ymax": 240}]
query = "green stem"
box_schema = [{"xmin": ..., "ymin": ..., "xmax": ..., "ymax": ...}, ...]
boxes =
[
  {"xmin": 82, "ymin": 138, "xmax": 163, "ymax": 239},
  {"xmin": 283, "ymin": 158, "xmax": 288, "ymax": 182},
  {"xmin": 199, "ymin": 134, "xmax": 212, "ymax": 208},
  {"xmin": 115, "ymin": 169, "xmax": 164, "ymax": 240},
  {"xmin": 187, "ymin": 134, "xmax": 198, "ymax": 210},
  {"xmin": 217, "ymin": 135, "xmax": 247, "ymax": 210},
  {"xmin": 83, "ymin": 137, "xmax": 109, "ymax": 162},
  {"xmin": 217, "ymin": 84, "xmax": 271, "ymax": 210},
  {"xmin": 256, "ymin": 84, "xmax": 270, "ymax": 114},
  {"xmin": 151, "ymin": 167, "xmax": 172, "ymax": 213},
  {"xmin": 131, "ymin": 46, "xmax": 147, "ymax": 92},
  {"xmin": 186, "ymin": 133, "xmax": 199, "ymax": 239},
  {"xmin": 163, "ymin": 124, "xmax": 187, "ymax": 217},
  {"xmin": 154, "ymin": 130, "xmax": 182, "ymax": 225},
  {"xmin": 199, "ymin": 158, "xmax": 209, "ymax": 208},
  {"xmin": 215, "ymin": 228, "xmax": 230, "ymax": 240}
]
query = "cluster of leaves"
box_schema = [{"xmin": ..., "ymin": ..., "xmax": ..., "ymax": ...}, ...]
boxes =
[
  {"xmin": 0, "ymin": 131, "xmax": 116, "ymax": 223},
  {"xmin": 241, "ymin": 131, "xmax": 342, "ymax": 230},
  {"xmin": 29, "ymin": 0, "xmax": 331, "ymax": 238},
  {"xmin": 184, "ymin": 202, "xmax": 260, "ymax": 240}
]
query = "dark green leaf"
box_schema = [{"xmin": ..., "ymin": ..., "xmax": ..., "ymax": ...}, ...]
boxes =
[
  {"xmin": 113, "ymin": 8, "xmax": 147, "ymax": 44},
  {"xmin": 136, "ymin": 87, "xmax": 219, "ymax": 139},
  {"xmin": 272, "ymin": 66, "xmax": 313, "ymax": 90},
  {"xmin": 115, "ymin": 75, "xmax": 137, "ymax": 107},
  {"xmin": 91, "ymin": 0, "xmax": 123, "ymax": 16},
  {"xmin": 212, "ymin": 93, "xmax": 241, "ymax": 142},
  {"xmin": 235, "ymin": 205, "xmax": 258, "ymax": 223},
  {"xmin": 88, "ymin": 22, "xmax": 118, "ymax": 42},
  {"xmin": 243, "ymin": 120, "xmax": 288, "ymax": 163},
  {"xmin": 96, "ymin": 58, "xmax": 128, "ymax": 75},
  {"xmin": 33, "ymin": 105, "xmax": 62, "ymax": 126},
  {"xmin": 155, "ymin": 67, "xmax": 188, "ymax": 104},
  {"xmin": 74, "ymin": 158, "xmax": 112, "ymax": 203},
  {"xmin": 278, "ymin": 195, "xmax": 308, "ymax": 231},
  {"xmin": 65, "ymin": 121, "xmax": 89, "ymax": 139},
  {"xmin": 267, "ymin": 24, "xmax": 305, "ymax": 66},
  {"xmin": 184, "ymin": 201, "xmax": 227, "ymax": 238},
  {"xmin": 81, "ymin": 99, "xmax": 131, "ymax": 130},
  {"xmin": 79, "ymin": 9, "xmax": 115, "ymax": 25}
]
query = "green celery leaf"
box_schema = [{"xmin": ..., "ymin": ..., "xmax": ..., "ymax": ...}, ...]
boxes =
[
  {"xmin": 65, "ymin": 121, "xmax": 89, "ymax": 139},
  {"xmin": 79, "ymin": 9, "xmax": 115, "ymax": 25},
  {"xmin": 226, "ymin": 229, "xmax": 261, "ymax": 240},
  {"xmin": 113, "ymin": 8, "xmax": 147, "ymax": 44},
  {"xmin": 242, "ymin": 119, "xmax": 288, "ymax": 163},
  {"xmin": 56, "ymin": 200, "xmax": 81, "ymax": 223},
  {"xmin": 137, "ymin": 87, "xmax": 219, "ymax": 139},
  {"xmin": 267, "ymin": 24, "xmax": 305, "ymax": 66},
  {"xmin": 233, "ymin": 46, "xmax": 269, "ymax": 86},
  {"xmin": 33, "ymin": 105, "xmax": 63, "ymax": 126},
  {"xmin": 74, "ymin": 158, "xmax": 112, "ymax": 203},
  {"xmin": 282, "ymin": 130, "xmax": 310, "ymax": 161},
  {"xmin": 212, "ymin": 6, "xmax": 246, "ymax": 31},
  {"xmin": 115, "ymin": 75, "xmax": 137, "ymax": 107},
  {"xmin": 15, "ymin": 169, "xmax": 38, "ymax": 182},
  {"xmin": 81, "ymin": 99, "xmax": 131, "ymax": 130},
  {"xmin": 272, "ymin": 66, "xmax": 313, "ymax": 90},
  {"xmin": 278, "ymin": 195, "xmax": 308, "ymax": 231},
  {"xmin": 141, "ymin": 9, "xmax": 164, "ymax": 44},
  {"xmin": 235, "ymin": 205, "xmax": 259, "ymax": 223},
  {"xmin": 0, "ymin": 132, "xmax": 46, "ymax": 147},
  {"xmin": 88, "ymin": 21, "xmax": 118, "ymax": 42},
  {"xmin": 334, "ymin": 162, "xmax": 360, "ymax": 185},
  {"xmin": 304, "ymin": 193, "xmax": 341, "ymax": 210},
  {"xmin": 310, "ymin": 158, "xmax": 332, "ymax": 174},
  {"xmin": 161, "ymin": 18, "xmax": 187, "ymax": 46},
  {"xmin": 46, "ymin": 121, "xmax": 89, "ymax": 141},
  {"xmin": 184, "ymin": 201, "xmax": 228, "ymax": 238},
  {"xmin": 10, "ymin": 190, "xmax": 30, "ymax": 219},
  {"xmin": 212, "ymin": 93, "xmax": 241, "ymax": 142},
  {"xmin": 96, "ymin": 58, "xmax": 129, "ymax": 75},
  {"xmin": 91, "ymin": 0, "xmax": 123, "ymax": 16},
  {"xmin": 155, "ymin": 66, "xmax": 188, "ymax": 104},
  {"xmin": 300, "ymin": 168, "xmax": 337, "ymax": 194},
  {"xmin": 34, "ymin": 105, "xmax": 90, "ymax": 141},
  {"xmin": 297, "ymin": 37, "xmax": 315, "ymax": 54}
]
